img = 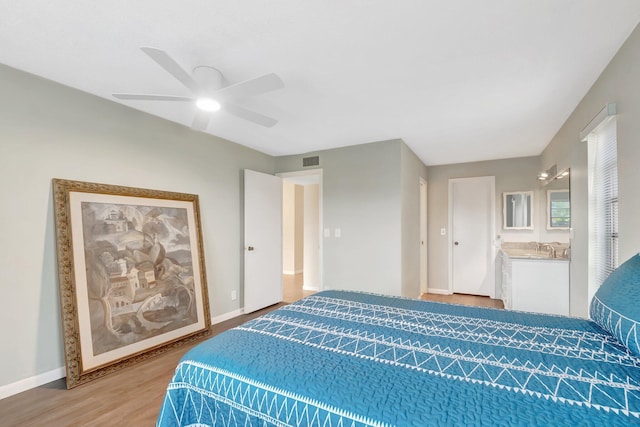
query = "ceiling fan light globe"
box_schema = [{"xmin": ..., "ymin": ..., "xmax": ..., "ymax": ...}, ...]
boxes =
[{"xmin": 196, "ymin": 97, "xmax": 221, "ymax": 112}]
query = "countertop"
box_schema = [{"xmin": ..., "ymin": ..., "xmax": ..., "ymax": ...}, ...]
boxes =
[{"xmin": 501, "ymin": 246, "xmax": 570, "ymax": 261}]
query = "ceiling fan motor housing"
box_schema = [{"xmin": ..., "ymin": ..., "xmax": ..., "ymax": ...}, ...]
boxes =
[{"xmin": 192, "ymin": 66, "xmax": 224, "ymax": 96}]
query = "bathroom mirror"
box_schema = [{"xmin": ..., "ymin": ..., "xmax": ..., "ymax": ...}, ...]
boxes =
[
  {"xmin": 547, "ymin": 190, "xmax": 570, "ymax": 229},
  {"xmin": 503, "ymin": 191, "xmax": 534, "ymax": 230},
  {"xmin": 544, "ymin": 168, "xmax": 570, "ymax": 229}
]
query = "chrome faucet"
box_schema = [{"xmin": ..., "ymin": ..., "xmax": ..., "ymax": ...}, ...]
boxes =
[{"xmin": 541, "ymin": 243, "xmax": 556, "ymax": 258}]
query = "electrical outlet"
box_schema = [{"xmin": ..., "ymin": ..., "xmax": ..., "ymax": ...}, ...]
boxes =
[
  {"xmin": 440, "ymin": 228, "xmax": 446, "ymax": 236},
  {"xmin": 231, "ymin": 290, "xmax": 237, "ymax": 301}
]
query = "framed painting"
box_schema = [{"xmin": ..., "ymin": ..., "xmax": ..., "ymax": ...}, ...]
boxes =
[{"xmin": 52, "ymin": 179, "xmax": 211, "ymax": 388}]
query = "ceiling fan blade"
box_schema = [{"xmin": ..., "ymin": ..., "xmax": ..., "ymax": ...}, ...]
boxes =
[
  {"xmin": 214, "ymin": 73, "xmax": 284, "ymax": 101},
  {"xmin": 224, "ymin": 103, "xmax": 278, "ymax": 127},
  {"xmin": 140, "ymin": 47, "xmax": 198, "ymax": 93},
  {"xmin": 113, "ymin": 94, "xmax": 193, "ymax": 102},
  {"xmin": 191, "ymin": 110, "xmax": 211, "ymax": 131}
]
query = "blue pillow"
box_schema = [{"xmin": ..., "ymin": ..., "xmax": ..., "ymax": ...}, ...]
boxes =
[{"xmin": 590, "ymin": 253, "xmax": 640, "ymax": 357}]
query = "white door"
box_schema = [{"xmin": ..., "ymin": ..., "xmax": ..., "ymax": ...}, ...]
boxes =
[
  {"xmin": 449, "ymin": 176, "xmax": 495, "ymax": 297},
  {"xmin": 244, "ymin": 169, "xmax": 283, "ymax": 313}
]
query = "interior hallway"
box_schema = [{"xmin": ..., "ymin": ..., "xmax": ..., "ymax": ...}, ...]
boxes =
[{"xmin": 283, "ymin": 273, "xmax": 316, "ymax": 303}]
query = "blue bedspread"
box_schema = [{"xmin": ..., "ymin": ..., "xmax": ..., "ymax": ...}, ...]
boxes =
[{"xmin": 157, "ymin": 291, "xmax": 640, "ymax": 426}]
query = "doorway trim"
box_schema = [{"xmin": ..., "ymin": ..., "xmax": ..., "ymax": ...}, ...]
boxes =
[
  {"xmin": 419, "ymin": 177, "xmax": 428, "ymax": 295},
  {"xmin": 277, "ymin": 169, "xmax": 323, "ymax": 292}
]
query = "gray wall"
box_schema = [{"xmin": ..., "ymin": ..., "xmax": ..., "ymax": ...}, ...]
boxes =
[
  {"xmin": 0, "ymin": 63, "xmax": 274, "ymax": 389},
  {"xmin": 426, "ymin": 157, "xmax": 540, "ymax": 292},
  {"xmin": 275, "ymin": 140, "xmax": 402, "ymax": 296},
  {"xmin": 276, "ymin": 140, "xmax": 426, "ymax": 297},
  {"xmin": 541, "ymin": 23, "xmax": 640, "ymax": 317}
]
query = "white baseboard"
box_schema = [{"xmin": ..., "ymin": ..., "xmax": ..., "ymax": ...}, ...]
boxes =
[
  {"xmin": 426, "ymin": 288, "xmax": 452, "ymax": 295},
  {"xmin": 0, "ymin": 310, "xmax": 248, "ymax": 401},
  {"xmin": 211, "ymin": 308, "xmax": 244, "ymax": 325},
  {"xmin": 0, "ymin": 366, "xmax": 65, "ymax": 401},
  {"xmin": 282, "ymin": 270, "xmax": 303, "ymax": 275}
]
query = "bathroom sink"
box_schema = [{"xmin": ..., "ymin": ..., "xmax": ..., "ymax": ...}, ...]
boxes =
[
  {"xmin": 501, "ymin": 244, "xmax": 570, "ymax": 260},
  {"xmin": 502, "ymin": 248, "xmax": 554, "ymax": 259},
  {"xmin": 522, "ymin": 254, "xmax": 548, "ymax": 259}
]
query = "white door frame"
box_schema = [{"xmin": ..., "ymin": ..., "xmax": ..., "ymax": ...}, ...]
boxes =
[
  {"xmin": 419, "ymin": 177, "xmax": 428, "ymax": 295},
  {"xmin": 447, "ymin": 176, "xmax": 496, "ymax": 297},
  {"xmin": 277, "ymin": 169, "xmax": 324, "ymax": 292}
]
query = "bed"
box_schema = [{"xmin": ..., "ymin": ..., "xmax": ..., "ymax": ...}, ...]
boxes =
[{"xmin": 157, "ymin": 254, "xmax": 640, "ymax": 426}]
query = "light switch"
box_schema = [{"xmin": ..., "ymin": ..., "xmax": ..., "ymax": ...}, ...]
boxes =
[
  {"xmin": 335, "ymin": 228, "xmax": 341, "ymax": 238},
  {"xmin": 440, "ymin": 228, "xmax": 446, "ymax": 236},
  {"xmin": 324, "ymin": 228, "xmax": 331, "ymax": 238}
]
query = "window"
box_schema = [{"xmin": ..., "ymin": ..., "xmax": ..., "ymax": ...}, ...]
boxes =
[{"xmin": 587, "ymin": 113, "xmax": 618, "ymax": 303}]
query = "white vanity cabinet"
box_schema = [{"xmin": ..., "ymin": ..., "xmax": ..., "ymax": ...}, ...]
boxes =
[{"xmin": 501, "ymin": 253, "xmax": 569, "ymax": 316}]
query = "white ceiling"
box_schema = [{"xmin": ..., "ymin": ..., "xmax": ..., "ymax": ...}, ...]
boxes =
[{"xmin": 2, "ymin": 1, "xmax": 640, "ymax": 165}]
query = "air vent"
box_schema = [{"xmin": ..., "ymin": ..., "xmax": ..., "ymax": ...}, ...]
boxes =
[{"xmin": 302, "ymin": 156, "xmax": 320, "ymax": 167}]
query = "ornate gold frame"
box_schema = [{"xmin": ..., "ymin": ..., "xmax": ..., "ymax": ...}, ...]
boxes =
[{"xmin": 52, "ymin": 179, "xmax": 210, "ymax": 388}]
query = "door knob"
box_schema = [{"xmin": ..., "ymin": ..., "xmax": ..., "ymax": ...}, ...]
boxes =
[
  {"xmin": 454, "ymin": 241, "xmax": 459, "ymax": 246},
  {"xmin": 247, "ymin": 246, "xmax": 254, "ymax": 251}
]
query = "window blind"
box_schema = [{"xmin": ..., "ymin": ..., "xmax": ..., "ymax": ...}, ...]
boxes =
[{"xmin": 587, "ymin": 116, "xmax": 618, "ymax": 302}]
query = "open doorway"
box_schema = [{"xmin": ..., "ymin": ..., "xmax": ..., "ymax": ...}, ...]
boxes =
[{"xmin": 278, "ymin": 169, "xmax": 323, "ymax": 302}]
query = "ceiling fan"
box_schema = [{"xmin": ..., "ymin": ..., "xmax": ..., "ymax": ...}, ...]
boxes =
[{"xmin": 113, "ymin": 47, "xmax": 284, "ymax": 129}]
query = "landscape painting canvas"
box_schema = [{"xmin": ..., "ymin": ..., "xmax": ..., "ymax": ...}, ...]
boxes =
[{"xmin": 53, "ymin": 179, "xmax": 210, "ymax": 388}]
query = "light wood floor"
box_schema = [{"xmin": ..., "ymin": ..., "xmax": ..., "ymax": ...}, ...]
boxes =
[
  {"xmin": 421, "ymin": 292, "xmax": 504, "ymax": 309},
  {"xmin": 0, "ymin": 286, "xmax": 499, "ymax": 426},
  {"xmin": 0, "ymin": 304, "xmax": 284, "ymax": 427},
  {"xmin": 283, "ymin": 273, "xmax": 315, "ymax": 302},
  {"xmin": 283, "ymin": 275, "xmax": 504, "ymax": 310}
]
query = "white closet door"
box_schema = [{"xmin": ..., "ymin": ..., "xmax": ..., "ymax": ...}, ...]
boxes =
[
  {"xmin": 450, "ymin": 176, "xmax": 495, "ymax": 297},
  {"xmin": 244, "ymin": 169, "xmax": 283, "ymax": 313}
]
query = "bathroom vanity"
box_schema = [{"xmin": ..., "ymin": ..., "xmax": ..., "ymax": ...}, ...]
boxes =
[
  {"xmin": 498, "ymin": 168, "xmax": 571, "ymax": 316},
  {"xmin": 500, "ymin": 245, "xmax": 570, "ymax": 316}
]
